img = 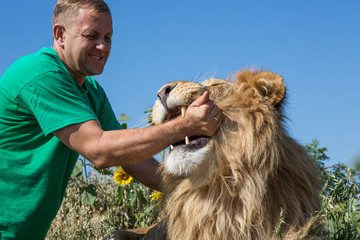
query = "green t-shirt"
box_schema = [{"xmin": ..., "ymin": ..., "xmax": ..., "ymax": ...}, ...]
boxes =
[{"xmin": 0, "ymin": 47, "xmax": 121, "ymax": 239}]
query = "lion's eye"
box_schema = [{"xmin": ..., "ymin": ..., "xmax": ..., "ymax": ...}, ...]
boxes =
[{"xmin": 211, "ymin": 83, "xmax": 225, "ymax": 87}]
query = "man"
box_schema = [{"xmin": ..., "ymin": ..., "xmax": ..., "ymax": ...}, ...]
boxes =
[{"xmin": 0, "ymin": 0, "xmax": 222, "ymax": 239}]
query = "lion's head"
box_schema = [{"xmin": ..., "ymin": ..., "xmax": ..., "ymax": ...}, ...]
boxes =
[{"xmin": 152, "ymin": 69, "xmax": 322, "ymax": 240}]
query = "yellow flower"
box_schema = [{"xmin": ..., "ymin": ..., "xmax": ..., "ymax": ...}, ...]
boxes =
[
  {"xmin": 149, "ymin": 191, "xmax": 162, "ymax": 202},
  {"xmin": 114, "ymin": 168, "xmax": 133, "ymax": 186}
]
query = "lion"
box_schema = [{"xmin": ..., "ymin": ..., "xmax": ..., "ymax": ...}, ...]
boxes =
[{"xmin": 106, "ymin": 69, "xmax": 323, "ymax": 240}]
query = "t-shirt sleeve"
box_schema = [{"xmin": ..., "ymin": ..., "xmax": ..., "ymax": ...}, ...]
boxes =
[
  {"xmin": 18, "ymin": 71, "xmax": 98, "ymax": 136},
  {"xmin": 95, "ymin": 85, "xmax": 122, "ymax": 131}
]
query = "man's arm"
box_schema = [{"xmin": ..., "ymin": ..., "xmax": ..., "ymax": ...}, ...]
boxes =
[
  {"xmin": 54, "ymin": 91, "xmax": 221, "ymax": 188},
  {"xmin": 122, "ymin": 157, "xmax": 162, "ymax": 191}
]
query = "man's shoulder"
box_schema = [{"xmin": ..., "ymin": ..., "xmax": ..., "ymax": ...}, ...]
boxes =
[
  {"xmin": 10, "ymin": 47, "xmax": 63, "ymax": 74},
  {"xmin": 85, "ymin": 76, "xmax": 105, "ymax": 94},
  {"xmin": 18, "ymin": 47, "xmax": 64, "ymax": 73},
  {"xmin": 0, "ymin": 47, "xmax": 70, "ymax": 96}
]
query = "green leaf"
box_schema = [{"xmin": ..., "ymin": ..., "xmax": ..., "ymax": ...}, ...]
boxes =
[
  {"xmin": 119, "ymin": 113, "xmax": 131, "ymax": 122},
  {"xmin": 121, "ymin": 123, "xmax": 128, "ymax": 129},
  {"xmin": 143, "ymin": 204, "xmax": 156, "ymax": 214},
  {"xmin": 128, "ymin": 190, "xmax": 137, "ymax": 206},
  {"xmin": 144, "ymin": 108, "xmax": 153, "ymax": 125},
  {"xmin": 116, "ymin": 185, "xmax": 124, "ymax": 206},
  {"xmin": 71, "ymin": 159, "xmax": 84, "ymax": 177},
  {"xmin": 144, "ymin": 108, "xmax": 153, "ymax": 114},
  {"xmin": 137, "ymin": 189, "xmax": 148, "ymax": 205},
  {"xmin": 91, "ymin": 165, "xmax": 114, "ymax": 176},
  {"xmin": 81, "ymin": 184, "xmax": 97, "ymax": 205},
  {"xmin": 135, "ymin": 205, "xmax": 156, "ymax": 226}
]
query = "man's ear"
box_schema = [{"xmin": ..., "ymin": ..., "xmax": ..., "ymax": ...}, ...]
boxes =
[{"xmin": 53, "ymin": 24, "xmax": 65, "ymax": 48}]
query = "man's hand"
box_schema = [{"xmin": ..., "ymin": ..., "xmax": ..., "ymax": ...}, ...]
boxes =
[{"xmin": 182, "ymin": 91, "xmax": 222, "ymax": 137}]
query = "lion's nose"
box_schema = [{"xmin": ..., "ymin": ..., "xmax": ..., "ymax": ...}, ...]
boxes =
[{"xmin": 157, "ymin": 83, "xmax": 177, "ymax": 108}]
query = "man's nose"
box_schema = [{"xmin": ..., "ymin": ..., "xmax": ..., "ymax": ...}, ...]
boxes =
[{"xmin": 96, "ymin": 39, "xmax": 110, "ymax": 50}]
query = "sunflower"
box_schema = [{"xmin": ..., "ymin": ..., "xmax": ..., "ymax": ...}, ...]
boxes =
[
  {"xmin": 114, "ymin": 167, "xmax": 133, "ymax": 186},
  {"xmin": 149, "ymin": 191, "xmax": 162, "ymax": 202}
]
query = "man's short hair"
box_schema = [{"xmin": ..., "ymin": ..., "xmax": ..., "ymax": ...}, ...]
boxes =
[{"xmin": 52, "ymin": 0, "xmax": 111, "ymax": 27}]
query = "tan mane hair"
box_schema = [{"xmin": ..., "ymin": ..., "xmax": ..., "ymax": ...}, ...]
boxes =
[{"xmin": 157, "ymin": 69, "xmax": 322, "ymax": 239}]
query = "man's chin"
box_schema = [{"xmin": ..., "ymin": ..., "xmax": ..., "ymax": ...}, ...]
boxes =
[{"xmin": 86, "ymin": 67, "xmax": 105, "ymax": 77}]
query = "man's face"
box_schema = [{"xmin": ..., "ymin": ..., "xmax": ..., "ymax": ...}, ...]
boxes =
[{"xmin": 62, "ymin": 8, "xmax": 113, "ymax": 83}]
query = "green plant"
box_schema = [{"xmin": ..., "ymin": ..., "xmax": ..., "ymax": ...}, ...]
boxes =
[
  {"xmin": 306, "ymin": 140, "xmax": 360, "ymax": 239},
  {"xmin": 113, "ymin": 167, "xmax": 160, "ymax": 229},
  {"xmin": 273, "ymin": 210, "xmax": 285, "ymax": 240}
]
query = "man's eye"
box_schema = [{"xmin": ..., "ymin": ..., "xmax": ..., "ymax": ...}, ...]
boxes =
[
  {"xmin": 87, "ymin": 35, "xmax": 96, "ymax": 40},
  {"xmin": 105, "ymin": 36, "xmax": 112, "ymax": 42},
  {"xmin": 84, "ymin": 34, "xmax": 96, "ymax": 40}
]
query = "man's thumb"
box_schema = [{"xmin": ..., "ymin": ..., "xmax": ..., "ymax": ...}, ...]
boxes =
[{"xmin": 190, "ymin": 91, "xmax": 209, "ymax": 107}]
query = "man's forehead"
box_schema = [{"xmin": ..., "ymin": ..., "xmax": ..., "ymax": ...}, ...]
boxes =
[{"xmin": 73, "ymin": 7, "xmax": 112, "ymax": 32}]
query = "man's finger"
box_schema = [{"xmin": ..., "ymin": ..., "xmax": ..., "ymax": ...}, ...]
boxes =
[
  {"xmin": 190, "ymin": 91, "xmax": 209, "ymax": 107},
  {"xmin": 208, "ymin": 104, "xmax": 219, "ymax": 116}
]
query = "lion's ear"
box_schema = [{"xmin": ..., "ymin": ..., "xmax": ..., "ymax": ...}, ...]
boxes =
[
  {"xmin": 237, "ymin": 70, "xmax": 286, "ymax": 107},
  {"xmin": 255, "ymin": 71, "xmax": 285, "ymax": 106}
]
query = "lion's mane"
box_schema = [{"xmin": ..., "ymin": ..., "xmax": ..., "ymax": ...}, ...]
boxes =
[{"xmin": 156, "ymin": 70, "xmax": 322, "ymax": 240}]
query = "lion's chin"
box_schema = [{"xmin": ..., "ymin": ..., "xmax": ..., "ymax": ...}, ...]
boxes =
[{"xmin": 165, "ymin": 138, "xmax": 212, "ymax": 176}]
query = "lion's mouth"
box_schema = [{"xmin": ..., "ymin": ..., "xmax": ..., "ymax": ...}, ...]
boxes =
[
  {"xmin": 171, "ymin": 136, "xmax": 210, "ymax": 150},
  {"xmin": 165, "ymin": 106, "xmax": 210, "ymax": 151}
]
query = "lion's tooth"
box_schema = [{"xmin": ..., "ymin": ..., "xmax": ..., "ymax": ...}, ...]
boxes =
[
  {"xmin": 170, "ymin": 145, "xmax": 174, "ymax": 150},
  {"xmin": 181, "ymin": 106, "xmax": 186, "ymax": 118},
  {"xmin": 185, "ymin": 136, "xmax": 190, "ymax": 145}
]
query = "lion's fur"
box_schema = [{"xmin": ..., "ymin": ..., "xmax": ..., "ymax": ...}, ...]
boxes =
[{"xmin": 153, "ymin": 69, "xmax": 322, "ymax": 240}]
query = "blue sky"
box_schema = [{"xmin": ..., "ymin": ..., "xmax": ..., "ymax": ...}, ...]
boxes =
[{"xmin": 1, "ymin": 1, "xmax": 359, "ymax": 167}]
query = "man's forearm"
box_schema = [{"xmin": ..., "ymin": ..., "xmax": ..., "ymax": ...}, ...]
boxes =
[
  {"xmin": 97, "ymin": 116, "xmax": 189, "ymax": 168},
  {"xmin": 122, "ymin": 157, "xmax": 163, "ymax": 191}
]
